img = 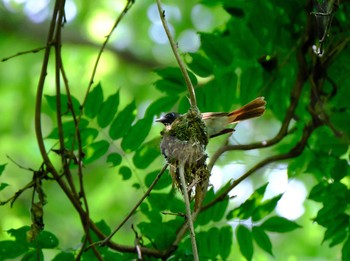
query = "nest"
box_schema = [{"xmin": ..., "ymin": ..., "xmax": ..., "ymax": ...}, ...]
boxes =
[{"xmin": 160, "ymin": 108, "xmax": 210, "ymax": 209}]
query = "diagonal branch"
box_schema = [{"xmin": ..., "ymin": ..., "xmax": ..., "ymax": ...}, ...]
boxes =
[{"xmin": 156, "ymin": 0, "xmax": 197, "ymax": 108}]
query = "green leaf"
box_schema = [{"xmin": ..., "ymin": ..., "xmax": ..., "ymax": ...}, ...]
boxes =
[
  {"xmin": 109, "ymin": 100, "xmax": 136, "ymax": 140},
  {"xmin": 97, "ymin": 90, "xmax": 120, "ymax": 128},
  {"xmin": 107, "ymin": 153, "xmax": 122, "ymax": 167},
  {"xmin": 94, "ymin": 220, "xmax": 111, "ymax": 240},
  {"xmin": 46, "ymin": 119, "xmax": 89, "ymax": 140},
  {"xmin": 119, "ymin": 166, "xmax": 132, "ymax": 180},
  {"xmin": 154, "ymin": 67, "xmax": 198, "ymax": 94},
  {"xmin": 21, "ymin": 249, "xmax": 44, "ymax": 261},
  {"xmin": 308, "ymin": 181, "xmax": 327, "ymax": 202},
  {"xmin": 323, "ymin": 214, "xmax": 349, "ymax": 246},
  {"xmin": 52, "ymin": 252, "xmax": 75, "ymax": 261},
  {"xmin": 45, "ymin": 94, "xmax": 81, "ymax": 116},
  {"xmin": 252, "ymin": 194, "xmax": 283, "ymax": 221},
  {"xmin": 240, "ymin": 67, "xmax": 263, "ymax": 104},
  {"xmin": 0, "ymin": 163, "xmax": 7, "ymax": 176},
  {"xmin": 0, "ymin": 240, "xmax": 28, "ymax": 259},
  {"xmin": 187, "ymin": 53, "xmax": 214, "ymax": 77},
  {"xmin": 121, "ymin": 117, "xmax": 152, "ymax": 152},
  {"xmin": 144, "ymin": 169, "xmax": 172, "ymax": 190},
  {"xmin": 84, "ymin": 140, "xmax": 109, "ymax": 164},
  {"xmin": 227, "ymin": 183, "xmax": 268, "ymax": 220},
  {"xmin": 200, "ymin": 33, "xmax": 233, "ymax": 66},
  {"xmin": 261, "ymin": 216, "xmax": 301, "ymax": 233},
  {"xmin": 154, "ymin": 80, "xmax": 185, "ymax": 95},
  {"xmin": 331, "ymin": 159, "xmax": 349, "ymax": 181},
  {"xmin": 30, "ymin": 230, "xmax": 59, "ymax": 249},
  {"xmin": 147, "ymin": 193, "xmax": 183, "ymax": 214},
  {"xmin": 133, "ymin": 138, "xmax": 161, "ymax": 169},
  {"xmin": 219, "ymin": 226, "xmax": 233, "ymax": 260},
  {"xmin": 79, "ymin": 128, "xmax": 99, "ymax": 147},
  {"xmin": 342, "ymin": 235, "xmax": 350, "ymax": 261},
  {"xmin": 145, "ymin": 96, "xmax": 179, "ymax": 118},
  {"xmin": 84, "ymin": 82, "xmax": 103, "ymax": 119},
  {"xmin": 252, "ymin": 226, "xmax": 273, "ymax": 256},
  {"xmin": 0, "ymin": 183, "xmax": 9, "ymax": 191},
  {"xmin": 7, "ymin": 226, "xmax": 29, "ymax": 242},
  {"xmin": 236, "ymin": 225, "xmax": 254, "ymax": 261}
]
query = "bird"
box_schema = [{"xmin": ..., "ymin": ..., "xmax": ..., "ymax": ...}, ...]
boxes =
[{"xmin": 156, "ymin": 97, "xmax": 266, "ymax": 138}]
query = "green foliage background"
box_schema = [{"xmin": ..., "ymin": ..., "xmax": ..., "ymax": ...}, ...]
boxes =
[{"xmin": 0, "ymin": 0, "xmax": 349, "ymax": 260}]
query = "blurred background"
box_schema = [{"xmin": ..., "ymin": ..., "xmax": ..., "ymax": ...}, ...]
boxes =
[{"xmin": 0, "ymin": 0, "xmax": 345, "ymax": 260}]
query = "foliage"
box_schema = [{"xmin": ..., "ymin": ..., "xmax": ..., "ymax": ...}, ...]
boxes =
[{"xmin": 0, "ymin": 0, "xmax": 349, "ymax": 260}]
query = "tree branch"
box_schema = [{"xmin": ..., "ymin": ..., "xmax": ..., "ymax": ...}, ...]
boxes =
[{"xmin": 156, "ymin": 0, "xmax": 197, "ymax": 108}]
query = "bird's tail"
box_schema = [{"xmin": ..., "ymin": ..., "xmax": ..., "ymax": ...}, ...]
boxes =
[{"xmin": 228, "ymin": 97, "xmax": 266, "ymax": 123}]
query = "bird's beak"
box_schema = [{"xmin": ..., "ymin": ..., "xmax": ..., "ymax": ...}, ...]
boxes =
[{"xmin": 155, "ymin": 116, "xmax": 165, "ymax": 123}]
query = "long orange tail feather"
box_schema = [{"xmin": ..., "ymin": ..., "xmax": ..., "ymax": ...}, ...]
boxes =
[{"xmin": 228, "ymin": 97, "xmax": 266, "ymax": 123}]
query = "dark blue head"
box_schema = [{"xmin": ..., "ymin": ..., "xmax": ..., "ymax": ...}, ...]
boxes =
[{"xmin": 155, "ymin": 112, "xmax": 180, "ymax": 126}]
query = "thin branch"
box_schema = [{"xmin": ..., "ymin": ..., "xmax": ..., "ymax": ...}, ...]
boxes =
[
  {"xmin": 81, "ymin": 0, "xmax": 135, "ymax": 109},
  {"xmin": 156, "ymin": 0, "xmax": 197, "ymax": 108},
  {"xmin": 1, "ymin": 46, "xmax": 46, "ymax": 62},
  {"xmin": 203, "ymin": 120, "xmax": 320, "ymax": 212},
  {"xmin": 178, "ymin": 163, "xmax": 199, "ymax": 261},
  {"xmin": 88, "ymin": 164, "xmax": 169, "ymax": 249}
]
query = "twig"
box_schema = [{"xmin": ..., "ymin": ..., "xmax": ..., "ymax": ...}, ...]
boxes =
[
  {"xmin": 178, "ymin": 163, "xmax": 199, "ymax": 261},
  {"xmin": 156, "ymin": 0, "xmax": 197, "ymax": 108},
  {"xmin": 203, "ymin": 118, "xmax": 320, "ymax": 212},
  {"xmin": 88, "ymin": 164, "xmax": 169, "ymax": 249},
  {"xmin": 80, "ymin": 0, "xmax": 135, "ymax": 110},
  {"xmin": 1, "ymin": 46, "xmax": 46, "ymax": 62}
]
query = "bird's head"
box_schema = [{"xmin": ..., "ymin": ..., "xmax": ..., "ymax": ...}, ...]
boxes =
[{"xmin": 155, "ymin": 112, "xmax": 181, "ymax": 126}]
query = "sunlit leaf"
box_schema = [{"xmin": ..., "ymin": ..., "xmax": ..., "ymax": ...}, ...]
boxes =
[
  {"xmin": 236, "ymin": 225, "xmax": 253, "ymax": 261},
  {"xmin": 252, "ymin": 226, "xmax": 273, "ymax": 256},
  {"xmin": 84, "ymin": 140, "xmax": 109, "ymax": 164},
  {"xmin": 109, "ymin": 100, "xmax": 136, "ymax": 140},
  {"xmin": 261, "ymin": 216, "xmax": 301, "ymax": 232},
  {"xmin": 84, "ymin": 82, "xmax": 103, "ymax": 119},
  {"xmin": 97, "ymin": 90, "xmax": 119, "ymax": 128},
  {"xmin": 79, "ymin": 128, "xmax": 99, "ymax": 147}
]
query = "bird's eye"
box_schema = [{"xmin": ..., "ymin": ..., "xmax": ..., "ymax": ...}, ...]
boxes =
[{"xmin": 168, "ymin": 113, "xmax": 175, "ymax": 118}]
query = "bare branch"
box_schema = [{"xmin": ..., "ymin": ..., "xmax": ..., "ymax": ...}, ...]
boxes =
[{"xmin": 156, "ymin": 0, "xmax": 197, "ymax": 108}]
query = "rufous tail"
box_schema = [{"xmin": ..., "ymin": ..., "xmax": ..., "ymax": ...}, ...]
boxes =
[{"xmin": 228, "ymin": 97, "xmax": 266, "ymax": 123}]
